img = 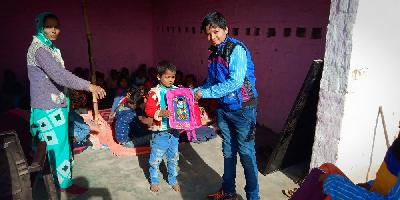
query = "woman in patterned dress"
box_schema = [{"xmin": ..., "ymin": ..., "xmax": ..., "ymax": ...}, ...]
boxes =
[{"xmin": 27, "ymin": 12, "xmax": 106, "ymax": 194}]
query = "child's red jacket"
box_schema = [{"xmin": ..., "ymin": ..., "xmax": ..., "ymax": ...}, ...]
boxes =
[{"xmin": 145, "ymin": 84, "xmax": 176, "ymax": 131}]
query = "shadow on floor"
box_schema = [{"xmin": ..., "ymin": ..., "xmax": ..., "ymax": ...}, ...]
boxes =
[
  {"xmin": 66, "ymin": 176, "xmax": 112, "ymax": 200},
  {"xmin": 254, "ymin": 125, "xmax": 309, "ymax": 182},
  {"xmin": 280, "ymin": 162, "xmax": 309, "ymax": 183},
  {"xmin": 254, "ymin": 124, "xmax": 280, "ymax": 175},
  {"xmin": 137, "ymin": 142, "xmax": 243, "ymax": 200},
  {"xmin": 33, "ymin": 176, "xmax": 112, "ymax": 200}
]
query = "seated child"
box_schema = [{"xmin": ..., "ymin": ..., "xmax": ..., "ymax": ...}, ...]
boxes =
[
  {"xmin": 68, "ymin": 111, "xmax": 90, "ymax": 146},
  {"xmin": 184, "ymin": 73, "xmax": 197, "ymax": 89},
  {"xmin": 113, "ymin": 87, "xmax": 145, "ymax": 147},
  {"xmin": 144, "ymin": 60, "xmax": 180, "ymax": 192},
  {"xmin": 68, "ymin": 89, "xmax": 90, "ymax": 148},
  {"xmin": 108, "ymin": 76, "xmax": 130, "ymax": 115},
  {"xmin": 187, "ymin": 106, "xmax": 217, "ymax": 143}
]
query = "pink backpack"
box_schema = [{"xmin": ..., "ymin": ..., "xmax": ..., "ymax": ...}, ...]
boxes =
[{"xmin": 166, "ymin": 88, "xmax": 202, "ymax": 141}]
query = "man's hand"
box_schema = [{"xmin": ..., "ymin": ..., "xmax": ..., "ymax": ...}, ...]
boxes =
[
  {"xmin": 158, "ymin": 109, "xmax": 171, "ymax": 118},
  {"xmin": 89, "ymin": 84, "xmax": 107, "ymax": 99},
  {"xmin": 194, "ymin": 89, "xmax": 202, "ymax": 101}
]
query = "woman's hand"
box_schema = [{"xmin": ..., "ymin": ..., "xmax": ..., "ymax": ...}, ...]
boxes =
[{"xmin": 89, "ymin": 84, "xmax": 106, "ymax": 99}]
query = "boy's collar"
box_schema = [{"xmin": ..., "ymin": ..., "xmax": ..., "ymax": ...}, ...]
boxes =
[{"xmin": 158, "ymin": 84, "xmax": 172, "ymax": 89}]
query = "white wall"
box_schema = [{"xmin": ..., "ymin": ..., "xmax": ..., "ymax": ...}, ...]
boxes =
[{"xmin": 335, "ymin": 0, "xmax": 400, "ymax": 182}]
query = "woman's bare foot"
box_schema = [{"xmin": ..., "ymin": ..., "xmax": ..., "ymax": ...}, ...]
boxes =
[
  {"xmin": 150, "ymin": 184, "xmax": 160, "ymax": 192},
  {"xmin": 172, "ymin": 184, "xmax": 180, "ymax": 192}
]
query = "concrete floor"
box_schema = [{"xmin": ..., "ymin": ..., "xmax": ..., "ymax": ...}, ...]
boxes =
[{"xmin": 48, "ymin": 136, "xmax": 298, "ymax": 200}]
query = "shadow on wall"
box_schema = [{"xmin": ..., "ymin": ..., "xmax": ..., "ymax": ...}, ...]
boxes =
[{"xmin": 138, "ymin": 142, "xmax": 234, "ymax": 200}]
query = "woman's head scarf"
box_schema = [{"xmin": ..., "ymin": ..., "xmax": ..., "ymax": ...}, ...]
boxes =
[{"xmin": 34, "ymin": 12, "xmax": 58, "ymax": 50}]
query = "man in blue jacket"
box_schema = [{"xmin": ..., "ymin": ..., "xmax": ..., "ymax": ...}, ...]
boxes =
[{"xmin": 194, "ymin": 11, "xmax": 259, "ymax": 200}]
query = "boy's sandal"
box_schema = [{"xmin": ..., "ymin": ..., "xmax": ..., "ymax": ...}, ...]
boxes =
[{"xmin": 282, "ymin": 187, "xmax": 298, "ymax": 198}]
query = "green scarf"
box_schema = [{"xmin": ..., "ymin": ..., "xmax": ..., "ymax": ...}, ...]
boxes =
[{"xmin": 34, "ymin": 12, "xmax": 57, "ymax": 50}]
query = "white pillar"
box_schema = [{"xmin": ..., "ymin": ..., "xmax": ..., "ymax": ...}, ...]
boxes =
[{"xmin": 312, "ymin": 0, "xmax": 400, "ymax": 182}]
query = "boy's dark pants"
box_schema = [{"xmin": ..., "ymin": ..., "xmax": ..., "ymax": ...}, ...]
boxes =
[{"xmin": 217, "ymin": 105, "xmax": 259, "ymax": 200}]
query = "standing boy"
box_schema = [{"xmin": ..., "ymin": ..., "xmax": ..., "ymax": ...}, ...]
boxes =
[
  {"xmin": 194, "ymin": 11, "xmax": 259, "ymax": 200},
  {"xmin": 145, "ymin": 60, "xmax": 180, "ymax": 192}
]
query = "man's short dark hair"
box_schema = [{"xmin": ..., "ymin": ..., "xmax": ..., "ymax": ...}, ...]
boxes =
[
  {"xmin": 156, "ymin": 60, "xmax": 176, "ymax": 75},
  {"xmin": 201, "ymin": 11, "xmax": 227, "ymax": 32}
]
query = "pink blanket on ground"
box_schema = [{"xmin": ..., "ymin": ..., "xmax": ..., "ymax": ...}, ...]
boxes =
[{"xmin": 81, "ymin": 110, "xmax": 150, "ymax": 156}]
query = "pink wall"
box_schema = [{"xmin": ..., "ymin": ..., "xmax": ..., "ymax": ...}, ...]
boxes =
[
  {"xmin": 0, "ymin": 0, "xmax": 153, "ymax": 85},
  {"xmin": 153, "ymin": 0, "xmax": 330, "ymax": 132},
  {"xmin": 1, "ymin": 0, "xmax": 329, "ymax": 133}
]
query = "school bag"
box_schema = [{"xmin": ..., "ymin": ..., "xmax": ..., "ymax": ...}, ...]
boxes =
[{"xmin": 166, "ymin": 88, "xmax": 202, "ymax": 141}]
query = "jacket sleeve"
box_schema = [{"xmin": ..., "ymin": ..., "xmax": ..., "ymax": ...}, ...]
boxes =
[
  {"xmin": 35, "ymin": 47, "xmax": 90, "ymax": 91},
  {"xmin": 201, "ymin": 46, "xmax": 247, "ymax": 98},
  {"xmin": 145, "ymin": 91, "xmax": 162, "ymax": 121}
]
